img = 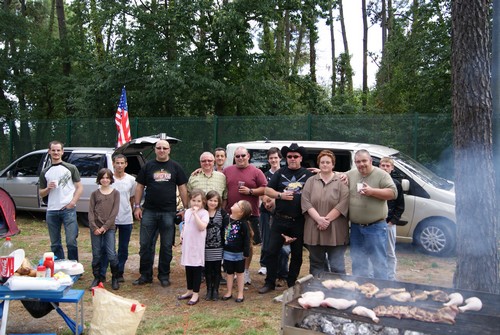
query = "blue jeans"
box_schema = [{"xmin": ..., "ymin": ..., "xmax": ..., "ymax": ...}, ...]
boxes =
[
  {"xmin": 277, "ymin": 245, "xmax": 290, "ymax": 279},
  {"xmin": 91, "ymin": 229, "xmax": 118, "ymax": 276},
  {"xmin": 139, "ymin": 209, "xmax": 175, "ymax": 281},
  {"xmin": 100, "ymin": 224, "xmax": 133, "ymax": 277},
  {"xmin": 350, "ymin": 221, "xmax": 388, "ymax": 279},
  {"xmin": 46, "ymin": 208, "xmax": 79, "ymax": 261}
]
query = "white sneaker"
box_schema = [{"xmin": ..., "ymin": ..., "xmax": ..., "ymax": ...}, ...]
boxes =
[
  {"xmin": 244, "ymin": 269, "xmax": 251, "ymax": 285},
  {"xmin": 258, "ymin": 267, "xmax": 267, "ymax": 275}
]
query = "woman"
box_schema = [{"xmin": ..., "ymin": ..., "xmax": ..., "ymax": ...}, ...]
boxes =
[{"xmin": 301, "ymin": 150, "xmax": 349, "ymax": 276}]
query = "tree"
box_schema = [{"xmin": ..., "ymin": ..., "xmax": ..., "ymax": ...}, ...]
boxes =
[{"xmin": 451, "ymin": 0, "xmax": 499, "ymax": 293}]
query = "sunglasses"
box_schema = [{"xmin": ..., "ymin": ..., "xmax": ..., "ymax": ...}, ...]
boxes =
[
  {"xmin": 287, "ymin": 155, "xmax": 300, "ymax": 159},
  {"xmin": 200, "ymin": 160, "xmax": 214, "ymax": 163},
  {"xmin": 155, "ymin": 147, "xmax": 170, "ymax": 150},
  {"xmin": 235, "ymin": 154, "xmax": 247, "ymax": 159}
]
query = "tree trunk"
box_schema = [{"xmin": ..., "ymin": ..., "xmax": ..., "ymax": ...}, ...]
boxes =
[
  {"xmin": 381, "ymin": 0, "xmax": 387, "ymax": 50},
  {"xmin": 329, "ymin": 4, "xmax": 336, "ymax": 97},
  {"xmin": 90, "ymin": 0, "xmax": 105, "ymax": 61},
  {"xmin": 362, "ymin": 0, "xmax": 368, "ymax": 106},
  {"xmin": 55, "ymin": 0, "xmax": 71, "ymax": 76},
  {"xmin": 292, "ymin": 22, "xmax": 306, "ymax": 76},
  {"xmin": 451, "ymin": 0, "xmax": 499, "ymax": 293},
  {"xmin": 338, "ymin": 0, "xmax": 352, "ymax": 93}
]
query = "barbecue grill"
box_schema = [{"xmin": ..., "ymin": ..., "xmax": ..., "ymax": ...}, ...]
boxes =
[{"xmin": 281, "ymin": 273, "xmax": 500, "ymax": 334}]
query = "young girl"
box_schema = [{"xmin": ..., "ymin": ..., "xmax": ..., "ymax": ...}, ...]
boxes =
[
  {"xmin": 178, "ymin": 189, "xmax": 209, "ymax": 305},
  {"xmin": 221, "ymin": 200, "xmax": 252, "ymax": 303},
  {"xmin": 88, "ymin": 168, "xmax": 120, "ymax": 290},
  {"xmin": 204, "ymin": 191, "xmax": 228, "ymax": 301}
]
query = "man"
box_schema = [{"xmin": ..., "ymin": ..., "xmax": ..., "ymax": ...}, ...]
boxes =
[
  {"xmin": 39, "ymin": 140, "xmax": 83, "ymax": 261},
  {"xmin": 259, "ymin": 143, "xmax": 313, "ymax": 294},
  {"xmin": 214, "ymin": 147, "xmax": 227, "ymax": 172},
  {"xmin": 133, "ymin": 140, "xmax": 188, "ymax": 287},
  {"xmin": 258, "ymin": 147, "xmax": 282, "ymax": 275},
  {"xmin": 346, "ymin": 149, "xmax": 397, "ymax": 280},
  {"xmin": 187, "ymin": 152, "xmax": 227, "ymax": 205},
  {"xmin": 261, "ymin": 194, "xmax": 292, "ymax": 285},
  {"xmin": 379, "ymin": 157, "xmax": 405, "ymax": 281},
  {"xmin": 224, "ymin": 146, "xmax": 267, "ymax": 284},
  {"xmin": 100, "ymin": 154, "xmax": 137, "ymax": 282}
]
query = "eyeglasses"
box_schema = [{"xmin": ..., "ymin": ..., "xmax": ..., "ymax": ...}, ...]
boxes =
[
  {"xmin": 287, "ymin": 155, "xmax": 300, "ymax": 159},
  {"xmin": 200, "ymin": 160, "xmax": 214, "ymax": 163},
  {"xmin": 235, "ymin": 154, "xmax": 247, "ymax": 159},
  {"xmin": 155, "ymin": 147, "xmax": 170, "ymax": 150}
]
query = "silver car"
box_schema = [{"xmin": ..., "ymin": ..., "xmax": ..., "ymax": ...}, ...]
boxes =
[{"xmin": 0, "ymin": 134, "xmax": 180, "ymax": 226}]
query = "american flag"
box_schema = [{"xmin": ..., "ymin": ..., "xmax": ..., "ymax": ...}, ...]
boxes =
[{"xmin": 115, "ymin": 87, "xmax": 131, "ymax": 147}]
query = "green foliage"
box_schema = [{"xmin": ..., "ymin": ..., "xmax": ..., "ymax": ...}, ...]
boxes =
[{"xmin": 374, "ymin": 0, "xmax": 452, "ymax": 115}]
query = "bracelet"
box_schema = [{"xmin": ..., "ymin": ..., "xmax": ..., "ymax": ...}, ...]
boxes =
[{"xmin": 134, "ymin": 204, "xmax": 141, "ymax": 209}]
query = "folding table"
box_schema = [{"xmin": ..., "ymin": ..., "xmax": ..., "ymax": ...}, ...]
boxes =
[{"xmin": 0, "ymin": 284, "xmax": 84, "ymax": 335}]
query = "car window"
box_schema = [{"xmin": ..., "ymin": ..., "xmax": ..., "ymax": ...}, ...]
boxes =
[
  {"xmin": 8, "ymin": 153, "xmax": 45, "ymax": 177},
  {"xmin": 67, "ymin": 153, "xmax": 106, "ymax": 177}
]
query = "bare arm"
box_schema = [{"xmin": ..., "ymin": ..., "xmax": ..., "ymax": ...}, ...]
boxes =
[
  {"xmin": 361, "ymin": 183, "xmax": 396, "ymax": 200},
  {"xmin": 133, "ymin": 183, "xmax": 145, "ymax": 220},
  {"xmin": 178, "ymin": 184, "xmax": 189, "ymax": 209}
]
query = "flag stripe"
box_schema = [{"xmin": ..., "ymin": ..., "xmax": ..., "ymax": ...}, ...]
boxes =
[{"xmin": 115, "ymin": 88, "xmax": 131, "ymax": 147}]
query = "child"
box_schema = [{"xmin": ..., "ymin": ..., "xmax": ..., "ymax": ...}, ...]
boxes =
[
  {"xmin": 88, "ymin": 168, "xmax": 120, "ymax": 290},
  {"xmin": 178, "ymin": 189, "xmax": 209, "ymax": 305},
  {"xmin": 204, "ymin": 190, "xmax": 228, "ymax": 301},
  {"xmin": 221, "ymin": 200, "xmax": 252, "ymax": 303}
]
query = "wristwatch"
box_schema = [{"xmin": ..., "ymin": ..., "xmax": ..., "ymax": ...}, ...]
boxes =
[
  {"xmin": 277, "ymin": 193, "xmax": 281, "ymax": 199},
  {"xmin": 249, "ymin": 189, "xmax": 253, "ymax": 196},
  {"xmin": 134, "ymin": 204, "xmax": 141, "ymax": 209}
]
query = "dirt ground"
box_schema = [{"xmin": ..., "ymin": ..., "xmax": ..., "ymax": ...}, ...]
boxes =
[{"xmin": 4, "ymin": 213, "xmax": 456, "ymax": 334}]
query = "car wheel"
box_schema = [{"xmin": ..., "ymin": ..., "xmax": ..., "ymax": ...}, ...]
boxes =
[
  {"xmin": 77, "ymin": 213, "xmax": 89, "ymax": 227},
  {"xmin": 414, "ymin": 219, "xmax": 456, "ymax": 257}
]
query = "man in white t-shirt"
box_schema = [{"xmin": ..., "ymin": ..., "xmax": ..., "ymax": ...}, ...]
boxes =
[
  {"xmin": 39, "ymin": 141, "xmax": 83, "ymax": 261},
  {"xmin": 100, "ymin": 154, "xmax": 137, "ymax": 282}
]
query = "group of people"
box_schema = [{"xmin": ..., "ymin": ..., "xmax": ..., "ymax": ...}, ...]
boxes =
[{"xmin": 38, "ymin": 139, "xmax": 404, "ymax": 304}]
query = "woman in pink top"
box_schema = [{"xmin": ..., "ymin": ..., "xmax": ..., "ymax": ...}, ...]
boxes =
[{"xmin": 178, "ymin": 189, "xmax": 209, "ymax": 305}]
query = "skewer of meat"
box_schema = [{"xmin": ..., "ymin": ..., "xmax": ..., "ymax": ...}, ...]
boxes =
[{"xmin": 374, "ymin": 305, "xmax": 459, "ymax": 325}]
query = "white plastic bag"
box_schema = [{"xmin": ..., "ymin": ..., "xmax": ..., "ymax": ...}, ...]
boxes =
[
  {"xmin": 5, "ymin": 276, "xmax": 61, "ymax": 291},
  {"xmin": 89, "ymin": 284, "xmax": 146, "ymax": 335}
]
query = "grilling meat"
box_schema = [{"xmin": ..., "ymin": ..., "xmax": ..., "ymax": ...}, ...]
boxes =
[
  {"xmin": 426, "ymin": 289, "xmax": 449, "ymax": 302},
  {"xmin": 374, "ymin": 287, "xmax": 406, "ymax": 298},
  {"xmin": 459, "ymin": 297, "xmax": 483, "ymax": 312},
  {"xmin": 298, "ymin": 291, "xmax": 325, "ymax": 309},
  {"xmin": 410, "ymin": 289, "xmax": 429, "ymax": 302},
  {"xmin": 352, "ymin": 306, "xmax": 380, "ymax": 323},
  {"xmin": 373, "ymin": 305, "xmax": 459, "ymax": 325},
  {"xmin": 443, "ymin": 292, "xmax": 464, "ymax": 307},
  {"xmin": 389, "ymin": 291, "xmax": 412, "ymax": 302},
  {"xmin": 321, "ymin": 278, "xmax": 359, "ymax": 291},
  {"xmin": 320, "ymin": 297, "xmax": 357, "ymax": 310},
  {"xmin": 358, "ymin": 283, "xmax": 380, "ymax": 298}
]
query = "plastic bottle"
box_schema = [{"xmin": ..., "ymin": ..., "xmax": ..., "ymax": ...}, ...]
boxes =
[
  {"xmin": 43, "ymin": 256, "xmax": 55, "ymax": 277},
  {"xmin": 37, "ymin": 265, "xmax": 47, "ymax": 278},
  {"xmin": 0, "ymin": 237, "xmax": 15, "ymax": 284}
]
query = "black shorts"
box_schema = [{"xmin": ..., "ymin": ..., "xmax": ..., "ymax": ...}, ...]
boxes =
[{"xmin": 223, "ymin": 259, "xmax": 245, "ymax": 274}]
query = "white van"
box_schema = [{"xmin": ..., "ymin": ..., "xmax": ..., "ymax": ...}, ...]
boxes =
[{"xmin": 226, "ymin": 141, "xmax": 456, "ymax": 256}]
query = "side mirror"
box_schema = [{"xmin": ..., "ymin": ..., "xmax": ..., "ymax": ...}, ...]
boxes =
[
  {"xmin": 6, "ymin": 170, "xmax": 14, "ymax": 179},
  {"xmin": 401, "ymin": 179, "xmax": 410, "ymax": 192}
]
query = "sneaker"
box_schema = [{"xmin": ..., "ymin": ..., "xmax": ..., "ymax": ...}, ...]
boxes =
[
  {"xmin": 258, "ymin": 267, "xmax": 267, "ymax": 275},
  {"xmin": 244, "ymin": 269, "xmax": 251, "ymax": 285}
]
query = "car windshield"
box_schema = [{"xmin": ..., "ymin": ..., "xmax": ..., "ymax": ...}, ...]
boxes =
[{"xmin": 392, "ymin": 152, "xmax": 454, "ymax": 191}]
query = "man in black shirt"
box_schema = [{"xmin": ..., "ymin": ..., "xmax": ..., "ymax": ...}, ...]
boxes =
[{"xmin": 259, "ymin": 143, "xmax": 313, "ymax": 294}]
